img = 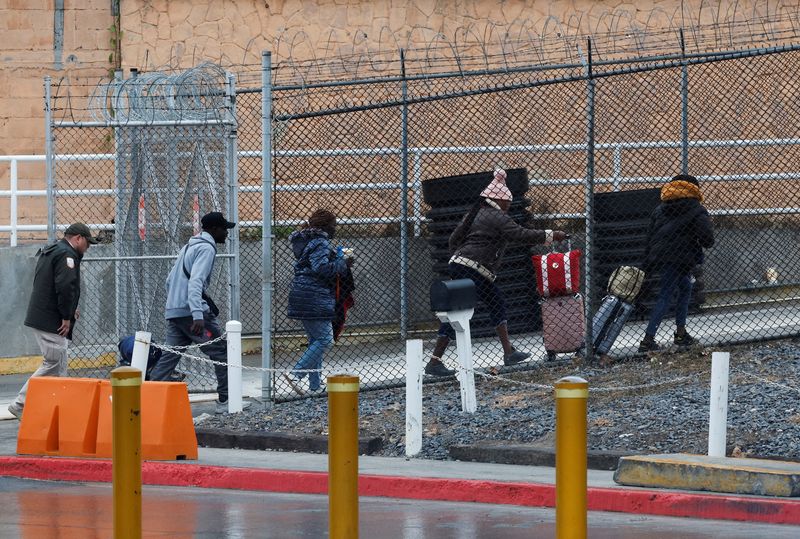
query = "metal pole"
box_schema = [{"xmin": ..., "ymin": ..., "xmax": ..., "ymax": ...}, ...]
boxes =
[
  {"xmin": 584, "ymin": 38, "xmax": 596, "ymax": 361},
  {"xmin": 405, "ymin": 339, "xmax": 423, "ymax": 457},
  {"xmin": 10, "ymin": 158, "xmax": 17, "ymax": 246},
  {"xmin": 261, "ymin": 51, "xmax": 274, "ymax": 406},
  {"xmin": 681, "ymin": 28, "xmax": 689, "ymax": 175},
  {"xmin": 111, "ymin": 366, "xmax": 142, "ymax": 539},
  {"xmin": 130, "ymin": 331, "xmax": 151, "ymax": 374},
  {"xmin": 226, "ymin": 320, "xmax": 243, "ymax": 413},
  {"xmin": 399, "ymin": 49, "xmax": 409, "ymax": 339},
  {"xmin": 555, "ymin": 375, "xmax": 588, "ymax": 539},
  {"xmin": 226, "ymin": 73, "xmax": 241, "ymax": 321},
  {"xmin": 328, "ymin": 374, "xmax": 360, "ymax": 538},
  {"xmin": 44, "ymin": 76, "xmax": 55, "ymax": 243},
  {"xmin": 708, "ymin": 351, "xmax": 730, "ymax": 457}
]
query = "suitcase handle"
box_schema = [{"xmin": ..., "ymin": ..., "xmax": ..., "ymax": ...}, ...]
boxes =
[{"xmin": 550, "ymin": 235, "xmax": 571, "ymax": 253}]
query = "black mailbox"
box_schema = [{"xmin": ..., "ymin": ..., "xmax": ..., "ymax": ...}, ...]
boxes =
[{"xmin": 430, "ymin": 279, "xmax": 476, "ymax": 312}]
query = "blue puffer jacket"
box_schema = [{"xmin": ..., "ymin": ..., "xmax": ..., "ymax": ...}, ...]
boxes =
[{"xmin": 287, "ymin": 228, "xmax": 349, "ymax": 320}]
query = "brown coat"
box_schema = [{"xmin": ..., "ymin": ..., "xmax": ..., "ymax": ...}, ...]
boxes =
[{"xmin": 449, "ymin": 204, "xmax": 547, "ymax": 274}]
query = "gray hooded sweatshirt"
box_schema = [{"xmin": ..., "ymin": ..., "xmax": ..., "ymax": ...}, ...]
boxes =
[{"xmin": 164, "ymin": 232, "xmax": 217, "ymax": 320}]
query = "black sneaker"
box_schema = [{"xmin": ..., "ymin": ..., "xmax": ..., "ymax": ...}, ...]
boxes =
[
  {"xmin": 424, "ymin": 360, "xmax": 455, "ymax": 377},
  {"xmin": 503, "ymin": 349, "xmax": 530, "ymax": 366},
  {"xmin": 674, "ymin": 332, "xmax": 697, "ymax": 346},
  {"xmin": 637, "ymin": 340, "xmax": 661, "ymax": 353}
]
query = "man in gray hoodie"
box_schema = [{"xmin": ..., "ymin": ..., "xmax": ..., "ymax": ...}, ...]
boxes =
[{"xmin": 149, "ymin": 212, "xmax": 239, "ymax": 414}]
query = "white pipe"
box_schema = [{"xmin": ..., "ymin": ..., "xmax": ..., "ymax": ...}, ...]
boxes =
[
  {"xmin": 405, "ymin": 339, "xmax": 423, "ymax": 457},
  {"xmin": 708, "ymin": 351, "xmax": 730, "ymax": 457},
  {"xmin": 226, "ymin": 320, "xmax": 243, "ymax": 413},
  {"xmin": 130, "ymin": 331, "xmax": 151, "ymax": 376},
  {"xmin": 10, "ymin": 158, "xmax": 17, "ymax": 246}
]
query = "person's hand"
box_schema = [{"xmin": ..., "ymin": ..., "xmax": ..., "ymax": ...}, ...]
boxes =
[
  {"xmin": 346, "ymin": 257, "xmax": 354, "ymax": 268},
  {"xmin": 74, "ymin": 308, "xmax": 80, "ymax": 321},
  {"xmin": 190, "ymin": 319, "xmax": 205, "ymax": 336},
  {"xmin": 553, "ymin": 230, "xmax": 568, "ymax": 242},
  {"xmin": 57, "ymin": 319, "xmax": 71, "ymax": 337}
]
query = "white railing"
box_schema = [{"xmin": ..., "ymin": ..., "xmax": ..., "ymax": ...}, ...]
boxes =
[
  {"xmin": 4, "ymin": 137, "xmax": 800, "ymax": 245},
  {"xmin": 0, "ymin": 155, "xmax": 46, "ymax": 246}
]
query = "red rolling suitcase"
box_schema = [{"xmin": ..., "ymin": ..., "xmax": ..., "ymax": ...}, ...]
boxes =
[{"xmin": 541, "ymin": 293, "xmax": 586, "ymax": 360}]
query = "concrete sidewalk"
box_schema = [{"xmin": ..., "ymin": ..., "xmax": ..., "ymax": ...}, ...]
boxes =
[{"xmin": 1, "ymin": 419, "xmax": 799, "ymax": 527}]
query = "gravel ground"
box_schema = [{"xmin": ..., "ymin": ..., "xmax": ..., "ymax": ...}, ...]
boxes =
[{"xmin": 198, "ymin": 337, "xmax": 800, "ymax": 461}]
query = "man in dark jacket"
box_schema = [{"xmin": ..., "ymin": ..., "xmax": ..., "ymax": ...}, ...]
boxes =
[
  {"xmin": 8, "ymin": 223, "xmax": 98, "ymax": 419},
  {"xmin": 638, "ymin": 174, "xmax": 715, "ymax": 352}
]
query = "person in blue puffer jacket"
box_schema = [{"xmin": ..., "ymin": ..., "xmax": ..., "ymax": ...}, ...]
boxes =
[{"xmin": 284, "ymin": 209, "xmax": 351, "ymax": 395}]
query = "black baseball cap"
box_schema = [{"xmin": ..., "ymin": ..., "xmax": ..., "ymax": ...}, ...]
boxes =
[
  {"xmin": 64, "ymin": 222, "xmax": 99, "ymax": 244},
  {"xmin": 201, "ymin": 212, "xmax": 236, "ymax": 229}
]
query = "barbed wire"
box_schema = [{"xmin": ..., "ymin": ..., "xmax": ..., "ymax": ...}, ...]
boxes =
[{"xmin": 87, "ymin": 63, "xmax": 232, "ymax": 124}]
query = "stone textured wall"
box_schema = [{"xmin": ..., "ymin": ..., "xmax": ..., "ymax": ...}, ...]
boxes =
[
  {"xmin": 1, "ymin": 0, "xmax": 797, "ymax": 240},
  {"xmin": 0, "ymin": 0, "xmax": 113, "ymax": 239}
]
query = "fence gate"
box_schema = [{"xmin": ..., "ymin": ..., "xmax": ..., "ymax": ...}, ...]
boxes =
[{"xmin": 48, "ymin": 64, "xmax": 240, "ymax": 391}]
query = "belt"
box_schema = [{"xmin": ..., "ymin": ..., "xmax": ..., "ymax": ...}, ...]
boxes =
[{"xmin": 449, "ymin": 255, "xmax": 496, "ymax": 282}]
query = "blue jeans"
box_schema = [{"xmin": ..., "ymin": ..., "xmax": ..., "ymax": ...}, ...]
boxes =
[
  {"xmin": 645, "ymin": 265, "xmax": 694, "ymax": 337},
  {"xmin": 293, "ymin": 319, "xmax": 333, "ymax": 391},
  {"xmin": 438, "ymin": 263, "xmax": 507, "ymax": 340}
]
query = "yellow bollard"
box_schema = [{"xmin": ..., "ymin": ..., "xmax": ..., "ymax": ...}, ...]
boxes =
[
  {"xmin": 555, "ymin": 376, "xmax": 588, "ymax": 539},
  {"xmin": 111, "ymin": 366, "xmax": 142, "ymax": 539},
  {"xmin": 328, "ymin": 374, "xmax": 360, "ymax": 539}
]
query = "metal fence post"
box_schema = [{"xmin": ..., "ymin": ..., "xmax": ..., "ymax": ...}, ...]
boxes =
[
  {"xmin": 10, "ymin": 158, "xmax": 17, "ymax": 246},
  {"xmin": 584, "ymin": 38, "xmax": 596, "ymax": 361},
  {"xmin": 226, "ymin": 73, "xmax": 241, "ymax": 322},
  {"xmin": 681, "ymin": 28, "xmax": 690, "ymax": 175},
  {"xmin": 44, "ymin": 76, "xmax": 55, "ymax": 243},
  {"xmin": 399, "ymin": 49, "xmax": 409, "ymax": 339},
  {"xmin": 261, "ymin": 51, "xmax": 274, "ymax": 406}
]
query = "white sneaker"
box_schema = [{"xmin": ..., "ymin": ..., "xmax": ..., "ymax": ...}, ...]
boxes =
[
  {"xmin": 7, "ymin": 402, "xmax": 22, "ymax": 420},
  {"xmin": 282, "ymin": 372, "xmax": 305, "ymax": 396},
  {"xmin": 215, "ymin": 400, "xmax": 252, "ymax": 414},
  {"xmin": 308, "ymin": 386, "xmax": 326, "ymax": 396}
]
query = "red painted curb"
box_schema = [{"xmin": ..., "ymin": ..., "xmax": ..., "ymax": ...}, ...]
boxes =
[{"xmin": 2, "ymin": 456, "xmax": 799, "ymax": 525}]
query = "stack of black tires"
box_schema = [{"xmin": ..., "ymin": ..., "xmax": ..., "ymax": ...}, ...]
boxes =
[
  {"xmin": 593, "ymin": 188, "xmax": 705, "ymax": 318},
  {"xmin": 422, "ymin": 168, "xmax": 542, "ymax": 338}
]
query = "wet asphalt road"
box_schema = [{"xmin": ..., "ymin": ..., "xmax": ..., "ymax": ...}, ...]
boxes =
[{"xmin": 0, "ymin": 477, "xmax": 798, "ymax": 538}]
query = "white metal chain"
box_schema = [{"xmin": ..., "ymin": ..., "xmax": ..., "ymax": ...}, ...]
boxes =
[
  {"xmin": 146, "ymin": 337, "xmax": 718, "ymax": 395},
  {"xmin": 455, "ymin": 363, "xmax": 711, "ymax": 394},
  {"xmin": 732, "ymin": 367, "xmax": 800, "ymax": 395}
]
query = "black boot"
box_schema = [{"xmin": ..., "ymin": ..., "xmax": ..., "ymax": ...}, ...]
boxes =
[
  {"xmin": 424, "ymin": 357, "xmax": 455, "ymax": 377},
  {"xmin": 637, "ymin": 335, "xmax": 661, "ymax": 353}
]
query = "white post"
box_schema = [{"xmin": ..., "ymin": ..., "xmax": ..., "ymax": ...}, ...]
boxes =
[
  {"xmin": 10, "ymin": 158, "xmax": 17, "ymax": 247},
  {"xmin": 405, "ymin": 339, "xmax": 423, "ymax": 457},
  {"xmin": 226, "ymin": 320, "xmax": 243, "ymax": 413},
  {"xmin": 437, "ymin": 309, "xmax": 477, "ymax": 413},
  {"xmin": 708, "ymin": 351, "xmax": 730, "ymax": 457},
  {"xmin": 131, "ymin": 331, "xmax": 151, "ymax": 376}
]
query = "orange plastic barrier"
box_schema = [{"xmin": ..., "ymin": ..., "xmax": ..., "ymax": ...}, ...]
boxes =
[
  {"xmin": 97, "ymin": 381, "xmax": 198, "ymax": 460},
  {"xmin": 16, "ymin": 377, "xmax": 103, "ymax": 457},
  {"xmin": 16, "ymin": 378, "xmax": 198, "ymax": 461}
]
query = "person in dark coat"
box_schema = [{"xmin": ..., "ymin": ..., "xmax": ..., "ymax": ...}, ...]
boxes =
[
  {"xmin": 638, "ymin": 174, "xmax": 715, "ymax": 352},
  {"xmin": 284, "ymin": 209, "xmax": 351, "ymax": 394},
  {"xmin": 424, "ymin": 169, "xmax": 567, "ymax": 377},
  {"xmin": 8, "ymin": 223, "xmax": 98, "ymax": 419}
]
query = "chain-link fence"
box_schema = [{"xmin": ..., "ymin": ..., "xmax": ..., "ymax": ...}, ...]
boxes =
[
  {"xmin": 267, "ymin": 43, "xmax": 800, "ymax": 401},
  {"xmin": 43, "ymin": 41, "xmax": 800, "ymax": 402}
]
